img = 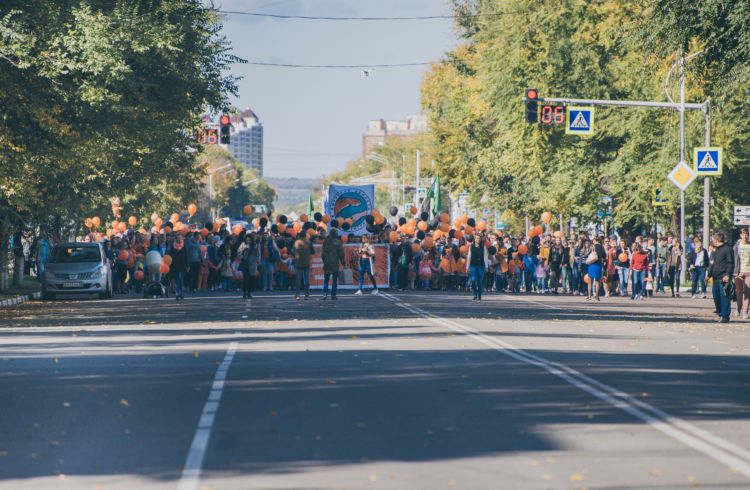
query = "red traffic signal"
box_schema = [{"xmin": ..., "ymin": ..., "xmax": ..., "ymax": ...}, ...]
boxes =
[
  {"xmin": 526, "ymin": 89, "xmax": 538, "ymax": 100},
  {"xmin": 219, "ymin": 115, "xmax": 230, "ymax": 125}
]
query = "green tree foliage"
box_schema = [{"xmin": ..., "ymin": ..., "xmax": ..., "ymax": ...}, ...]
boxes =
[
  {"xmin": 422, "ymin": 0, "xmax": 749, "ymax": 236},
  {"xmin": 0, "ymin": 0, "xmax": 240, "ymax": 286}
]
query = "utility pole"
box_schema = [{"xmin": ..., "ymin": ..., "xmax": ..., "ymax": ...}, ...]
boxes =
[
  {"xmin": 679, "ymin": 56, "xmax": 687, "ymax": 283},
  {"xmin": 415, "ymin": 150, "xmax": 421, "ymax": 210},
  {"xmin": 703, "ymin": 101, "xmax": 711, "ymax": 248}
]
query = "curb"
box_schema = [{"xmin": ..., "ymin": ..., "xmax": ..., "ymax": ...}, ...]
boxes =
[{"xmin": 0, "ymin": 292, "xmax": 41, "ymax": 308}]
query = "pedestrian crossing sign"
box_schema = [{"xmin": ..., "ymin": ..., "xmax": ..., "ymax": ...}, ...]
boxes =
[
  {"xmin": 693, "ymin": 147, "xmax": 723, "ymax": 176},
  {"xmin": 565, "ymin": 106, "xmax": 594, "ymax": 135}
]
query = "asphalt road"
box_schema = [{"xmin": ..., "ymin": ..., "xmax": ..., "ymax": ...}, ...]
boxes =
[{"xmin": 0, "ymin": 289, "xmax": 749, "ymax": 489}]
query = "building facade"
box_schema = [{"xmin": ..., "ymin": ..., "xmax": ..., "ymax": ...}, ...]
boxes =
[
  {"xmin": 226, "ymin": 108, "xmax": 264, "ymax": 177},
  {"xmin": 361, "ymin": 113, "xmax": 427, "ymax": 157}
]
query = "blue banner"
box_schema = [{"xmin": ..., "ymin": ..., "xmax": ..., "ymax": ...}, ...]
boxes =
[{"xmin": 325, "ymin": 184, "xmax": 375, "ymax": 236}]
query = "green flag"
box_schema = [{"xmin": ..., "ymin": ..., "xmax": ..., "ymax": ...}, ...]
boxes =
[
  {"xmin": 425, "ymin": 175, "xmax": 441, "ymax": 215},
  {"xmin": 307, "ymin": 192, "xmax": 314, "ymax": 215}
]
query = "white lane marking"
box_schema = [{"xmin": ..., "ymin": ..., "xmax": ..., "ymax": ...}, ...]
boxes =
[
  {"xmin": 241, "ymin": 315, "xmax": 248, "ymax": 319},
  {"xmin": 379, "ymin": 292, "xmax": 750, "ymax": 478},
  {"xmin": 177, "ymin": 341, "xmax": 238, "ymax": 490}
]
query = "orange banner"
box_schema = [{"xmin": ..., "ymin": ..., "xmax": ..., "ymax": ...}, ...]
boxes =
[{"xmin": 311, "ymin": 244, "xmax": 390, "ymax": 289}]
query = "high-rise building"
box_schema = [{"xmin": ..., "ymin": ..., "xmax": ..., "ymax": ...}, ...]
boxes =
[
  {"xmin": 227, "ymin": 108, "xmax": 264, "ymax": 177},
  {"xmin": 361, "ymin": 113, "xmax": 427, "ymax": 157}
]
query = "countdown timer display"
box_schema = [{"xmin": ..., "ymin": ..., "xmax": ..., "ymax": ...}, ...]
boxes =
[
  {"xmin": 196, "ymin": 128, "xmax": 218, "ymax": 145},
  {"xmin": 540, "ymin": 104, "xmax": 565, "ymax": 124}
]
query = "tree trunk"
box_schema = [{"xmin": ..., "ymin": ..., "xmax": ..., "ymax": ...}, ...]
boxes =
[{"xmin": 12, "ymin": 229, "xmax": 24, "ymax": 287}]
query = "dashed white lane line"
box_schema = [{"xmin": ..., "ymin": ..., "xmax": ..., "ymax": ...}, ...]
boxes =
[
  {"xmin": 380, "ymin": 292, "xmax": 750, "ymax": 479},
  {"xmin": 177, "ymin": 341, "xmax": 238, "ymax": 490}
]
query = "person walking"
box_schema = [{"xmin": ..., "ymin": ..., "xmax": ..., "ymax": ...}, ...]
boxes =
[
  {"xmin": 710, "ymin": 232, "xmax": 734, "ymax": 323},
  {"xmin": 322, "ymin": 228, "xmax": 345, "ymax": 300},
  {"xmin": 665, "ymin": 237, "xmax": 682, "ymax": 297},
  {"xmin": 733, "ymin": 228, "xmax": 750, "ymax": 319},
  {"xmin": 687, "ymin": 238, "xmax": 710, "ymax": 298},
  {"xmin": 185, "ymin": 232, "xmax": 202, "ymax": 293},
  {"xmin": 630, "ymin": 242, "xmax": 650, "ymax": 300},
  {"xmin": 395, "ymin": 237, "xmax": 413, "ymax": 291},
  {"xmin": 167, "ymin": 235, "xmax": 189, "ymax": 301},
  {"xmin": 240, "ymin": 234, "xmax": 260, "ymax": 299},
  {"xmin": 293, "ymin": 231, "xmax": 315, "ymax": 300},
  {"xmin": 355, "ymin": 235, "xmax": 379, "ymax": 296},
  {"xmin": 466, "ymin": 235, "xmax": 489, "ymax": 301}
]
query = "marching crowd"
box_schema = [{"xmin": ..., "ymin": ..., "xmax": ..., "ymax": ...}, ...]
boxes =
[{"xmin": 29, "ymin": 209, "xmax": 750, "ymax": 323}]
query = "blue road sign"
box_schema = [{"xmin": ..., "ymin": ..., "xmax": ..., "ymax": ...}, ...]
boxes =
[{"xmin": 565, "ymin": 106, "xmax": 594, "ymax": 136}]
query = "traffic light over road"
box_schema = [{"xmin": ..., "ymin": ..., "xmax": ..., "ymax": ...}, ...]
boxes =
[
  {"xmin": 220, "ymin": 115, "xmax": 231, "ymax": 144},
  {"xmin": 525, "ymin": 89, "xmax": 538, "ymax": 123}
]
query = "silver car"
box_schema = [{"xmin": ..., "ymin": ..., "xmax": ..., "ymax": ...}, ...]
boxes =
[{"xmin": 42, "ymin": 243, "xmax": 113, "ymax": 300}]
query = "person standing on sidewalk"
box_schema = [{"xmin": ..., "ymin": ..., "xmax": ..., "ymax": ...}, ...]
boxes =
[
  {"xmin": 322, "ymin": 228, "xmax": 345, "ymax": 300},
  {"xmin": 466, "ymin": 235, "xmax": 489, "ymax": 301},
  {"xmin": 710, "ymin": 232, "xmax": 734, "ymax": 323},
  {"xmin": 630, "ymin": 242, "xmax": 650, "ymax": 300},
  {"xmin": 665, "ymin": 237, "xmax": 683, "ymax": 298},
  {"xmin": 355, "ymin": 234, "xmax": 379, "ymax": 296},
  {"xmin": 293, "ymin": 230, "xmax": 315, "ymax": 300},
  {"xmin": 733, "ymin": 228, "xmax": 750, "ymax": 319}
]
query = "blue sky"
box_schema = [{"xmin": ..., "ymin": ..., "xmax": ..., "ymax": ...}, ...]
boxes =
[{"xmin": 215, "ymin": 0, "xmax": 455, "ymax": 178}]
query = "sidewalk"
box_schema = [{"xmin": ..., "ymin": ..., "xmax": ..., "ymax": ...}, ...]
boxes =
[{"xmin": 0, "ymin": 291, "xmax": 41, "ymax": 307}]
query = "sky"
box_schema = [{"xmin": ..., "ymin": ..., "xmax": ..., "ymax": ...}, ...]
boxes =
[{"xmin": 214, "ymin": 0, "xmax": 456, "ymax": 179}]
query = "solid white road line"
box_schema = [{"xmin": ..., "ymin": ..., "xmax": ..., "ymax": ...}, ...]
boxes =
[
  {"xmin": 379, "ymin": 292, "xmax": 750, "ymax": 479},
  {"xmin": 177, "ymin": 341, "xmax": 238, "ymax": 490}
]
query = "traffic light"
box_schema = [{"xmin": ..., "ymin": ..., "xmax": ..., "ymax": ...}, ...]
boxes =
[
  {"xmin": 525, "ymin": 89, "xmax": 538, "ymax": 123},
  {"xmin": 220, "ymin": 115, "xmax": 231, "ymax": 144}
]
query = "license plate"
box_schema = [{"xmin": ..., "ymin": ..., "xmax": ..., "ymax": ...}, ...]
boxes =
[{"xmin": 62, "ymin": 282, "xmax": 84, "ymax": 288}]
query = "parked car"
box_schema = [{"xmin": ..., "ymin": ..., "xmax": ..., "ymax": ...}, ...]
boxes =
[{"xmin": 41, "ymin": 242, "xmax": 112, "ymax": 300}]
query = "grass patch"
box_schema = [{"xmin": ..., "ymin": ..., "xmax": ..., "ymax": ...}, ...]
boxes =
[{"xmin": 0, "ymin": 276, "xmax": 40, "ymax": 301}]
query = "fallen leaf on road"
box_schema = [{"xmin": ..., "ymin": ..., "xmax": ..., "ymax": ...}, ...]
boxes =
[
  {"xmin": 54, "ymin": 358, "xmax": 58, "ymax": 364},
  {"xmin": 270, "ymin": 411, "xmax": 278, "ymax": 416},
  {"xmin": 62, "ymin": 402, "xmax": 70, "ymax": 407},
  {"xmin": 570, "ymin": 473, "xmax": 584, "ymax": 482},
  {"xmin": 0, "ymin": 451, "xmax": 7, "ymax": 457},
  {"xmin": 194, "ymin": 351, "xmax": 199, "ymax": 358},
  {"xmin": 325, "ymin": 379, "xmax": 336, "ymax": 384},
  {"xmin": 649, "ymin": 469, "xmax": 660, "ymax": 476},
  {"xmin": 120, "ymin": 399, "xmax": 129, "ymax": 407},
  {"xmin": 728, "ymin": 467, "xmax": 740, "ymax": 473}
]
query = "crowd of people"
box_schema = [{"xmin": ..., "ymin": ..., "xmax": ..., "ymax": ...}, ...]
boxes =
[{"xmin": 29, "ymin": 208, "xmax": 750, "ymax": 323}]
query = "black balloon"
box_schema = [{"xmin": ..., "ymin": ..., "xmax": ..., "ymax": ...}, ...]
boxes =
[
  {"xmin": 488, "ymin": 246, "xmax": 497, "ymax": 255},
  {"xmin": 428, "ymin": 218, "xmax": 439, "ymax": 230},
  {"xmin": 398, "ymin": 217, "xmax": 406, "ymax": 226},
  {"xmin": 342, "ymin": 221, "xmax": 351, "ymax": 230},
  {"xmin": 448, "ymin": 229, "xmax": 455, "ymax": 238},
  {"xmin": 531, "ymin": 235, "xmax": 540, "ymax": 245},
  {"xmin": 420, "ymin": 211, "xmax": 429, "ymax": 221},
  {"xmin": 365, "ymin": 215, "xmax": 375, "ymax": 225},
  {"xmin": 205, "ymin": 222, "xmax": 213, "ymax": 230},
  {"xmin": 279, "ymin": 215, "xmax": 288, "ymax": 224},
  {"xmin": 416, "ymin": 230, "xmax": 425, "ymax": 240},
  {"xmin": 389, "ymin": 206, "xmax": 398, "ymax": 216},
  {"xmin": 259, "ymin": 217, "xmax": 268, "ymax": 228},
  {"xmin": 330, "ymin": 219, "xmax": 339, "ymax": 228},
  {"xmin": 366, "ymin": 224, "xmax": 377, "ymax": 233},
  {"xmin": 467, "ymin": 218, "xmax": 476, "ymax": 227},
  {"xmin": 314, "ymin": 212, "xmax": 323, "ymax": 222},
  {"xmin": 270, "ymin": 224, "xmax": 278, "ymax": 234},
  {"xmin": 303, "ymin": 221, "xmax": 315, "ymax": 231}
]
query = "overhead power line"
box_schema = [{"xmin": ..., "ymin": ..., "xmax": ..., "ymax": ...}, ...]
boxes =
[
  {"xmin": 218, "ymin": 11, "xmax": 503, "ymax": 21},
  {"xmin": 248, "ymin": 61, "xmax": 433, "ymax": 68}
]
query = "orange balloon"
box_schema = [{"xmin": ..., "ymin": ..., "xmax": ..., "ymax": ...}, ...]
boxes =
[
  {"xmin": 454, "ymin": 230, "xmax": 464, "ymax": 240},
  {"xmin": 375, "ymin": 215, "xmax": 385, "ymax": 225},
  {"xmin": 277, "ymin": 223, "xmax": 286, "ymax": 234},
  {"xmin": 389, "ymin": 231, "xmax": 399, "ymax": 243},
  {"xmin": 417, "ymin": 221, "xmax": 427, "ymax": 231},
  {"xmin": 232, "ymin": 224, "xmax": 243, "ymax": 235},
  {"xmin": 433, "ymin": 230, "xmax": 442, "ymax": 240},
  {"xmin": 477, "ymin": 220, "xmax": 487, "ymax": 231},
  {"xmin": 459, "ymin": 245, "xmax": 468, "ymax": 255},
  {"xmin": 463, "ymin": 225, "xmax": 474, "ymax": 235},
  {"xmin": 460, "ymin": 213, "xmax": 468, "ymax": 223},
  {"xmin": 151, "ymin": 225, "xmax": 159, "ymax": 234},
  {"xmin": 541, "ymin": 211, "xmax": 552, "ymax": 223},
  {"xmin": 533, "ymin": 225, "xmax": 543, "ymax": 236},
  {"xmin": 200, "ymin": 228, "xmax": 209, "ymax": 237},
  {"xmin": 159, "ymin": 264, "xmax": 170, "ymax": 275},
  {"xmin": 162, "ymin": 255, "xmax": 173, "ymax": 266},
  {"xmin": 243, "ymin": 205, "xmax": 252, "ymax": 215},
  {"xmin": 286, "ymin": 228, "xmax": 297, "ymax": 238},
  {"xmin": 118, "ymin": 250, "xmax": 129, "ymax": 261},
  {"xmin": 92, "ymin": 216, "xmax": 101, "ymax": 227},
  {"xmin": 134, "ymin": 270, "xmax": 144, "ymax": 281},
  {"xmin": 322, "ymin": 214, "xmax": 331, "ymax": 224},
  {"xmin": 410, "ymin": 206, "xmax": 418, "ymax": 215},
  {"xmin": 518, "ymin": 245, "xmax": 528, "ymax": 255},
  {"xmin": 406, "ymin": 226, "xmax": 415, "ymax": 235},
  {"xmin": 408, "ymin": 217, "xmax": 416, "ymax": 226},
  {"xmin": 163, "ymin": 226, "xmax": 172, "ymax": 234},
  {"xmin": 137, "ymin": 228, "xmax": 147, "ymax": 235},
  {"xmin": 128, "ymin": 216, "xmax": 136, "ymax": 226},
  {"xmin": 440, "ymin": 222, "xmax": 450, "ymax": 233},
  {"xmin": 188, "ymin": 204, "xmax": 197, "ymax": 216},
  {"xmin": 112, "ymin": 220, "xmax": 119, "ymax": 229},
  {"xmin": 619, "ymin": 253, "xmax": 628, "ymax": 263},
  {"xmin": 85, "ymin": 218, "xmax": 93, "ymax": 228},
  {"xmin": 440, "ymin": 213, "xmax": 450, "ymax": 223},
  {"xmin": 341, "ymin": 234, "xmax": 349, "ymax": 243},
  {"xmin": 554, "ymin": 230, "xmax": 563, "ymax": 238},
  {"xmin": 180, "ymin": 228, "xmax": 189, "ymax": 237},
  {"xmin": 151, "ymin": 213, "xmax": 159, "ymax": 223},
  {"xmin": 453, "ymin": 219, "xmax": 462, "ymax": 229},
  {"xmin": 94, "ymin": 233, "xmax": 103, "ymax": 241},
  {"xmin": 155, "ymin": 218, "xmax": 163, "ymax": 228},
  {"xmin": 106, "ymin": 229, "xmax": 115, "ymax": 237},
  {"xmin": 118, "ymin": 222, "xmax": 127, "ymax": 232},
  {"xmin": 411, "ymin": 243, "xmax": 421, "ymax": 253},
  {"xmin": 423, "ymin": 237, "xmax": 434, "ymax": 248},
  {"xmin": 292, "ymin": 221, "xmax": 302, "ymax": 232},
  {"xmin": 497, "ymin": 230, "xmax": 503, "ymax": 237},
  {"xmin": 170, "ymin": 213, "xmax": 180, "ymax": 224},
  {"xmin": 300, "ymin": 214, "xmax": 308, "ymax": 223}
]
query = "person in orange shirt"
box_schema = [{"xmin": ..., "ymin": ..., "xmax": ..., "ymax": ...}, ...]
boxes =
[
  {"xmin": 455, "ymin": 252, "xmax": 468, "ymax": 292},
  {"xmin": 439, "ymin": 249, "xmax": 455, "ymax": 291}
]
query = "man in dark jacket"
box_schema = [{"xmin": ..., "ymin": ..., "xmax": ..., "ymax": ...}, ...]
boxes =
[
  {"xmin": 687, "ymin": 238, "xmax": 710, "ymax": 298},
  {"xmin": 395, "ymin": 237, "xmax": 413, "ymax": 291},
  {"xmin": 710, "ymin": 232, "xmax": 734, "ymax": 323},
  {"xmin": 321, "ymin": 228, "xmax": 345, "ymax": 300}
]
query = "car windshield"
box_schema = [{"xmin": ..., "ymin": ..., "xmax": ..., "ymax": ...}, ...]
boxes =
[{"xmin": 50, "ymin": 246, "xmax": 101, "ymax": 263}]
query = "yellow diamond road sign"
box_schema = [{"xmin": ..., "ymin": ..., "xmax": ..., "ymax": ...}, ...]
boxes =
[{"xmin": 668, "ymin": 160, "xmax": 697, "ymax": 191}]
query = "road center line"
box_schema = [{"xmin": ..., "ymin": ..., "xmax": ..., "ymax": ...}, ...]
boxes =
[
  {"xmin": 177, "ymin": 341, "xmax": 238, "ymax": 490},
  {"xmin": 379, "ymin": 292, "xmax": 750, "ymax": 478}
]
